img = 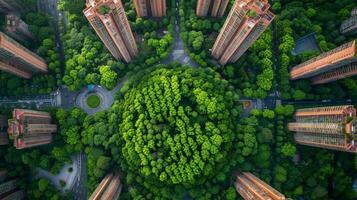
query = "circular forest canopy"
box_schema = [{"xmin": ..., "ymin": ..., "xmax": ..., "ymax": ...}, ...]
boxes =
[{"xmin": 119, "ymin": 67, "xmax": 241, "ymax": 188}]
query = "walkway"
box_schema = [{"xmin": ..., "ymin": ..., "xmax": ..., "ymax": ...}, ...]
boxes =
[
  {"xmin": 162, "ymin": 0, "xmax": 198, "ymax": 67},
  {"xmin": 36, "ymin": 154, "xmax": 80, "ymax": 193}
]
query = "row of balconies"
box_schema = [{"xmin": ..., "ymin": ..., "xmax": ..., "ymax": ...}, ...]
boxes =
[
  {"xmin": 290, "ymin": 41, "xmax": 355, "ymax": 79},
  {"xmin": 312, "ymin": 60, "xmax": 357, "ymax": 84},
  {"xmin": 235, "ymin": 172, "xmax": 286, "ymax": 200},
  {"xmin": 89, "ymin": 172, "xmax": 123, "ymax": 200}
]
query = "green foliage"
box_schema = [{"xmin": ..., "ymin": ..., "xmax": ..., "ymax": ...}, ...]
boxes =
[
  {"xmin": 98, "ymin": 5, "xmax": 110, "ymax": 14},
  {"xmin": 86, "ymin": 94, "xmax": 101, "ymax": 108},
  {"xmin": 277, "ymin": 0, "xmax": 357, "ymax": 100},
  {"xmin": 99, "ymin": 65, "xmax": 118, "ymax": 89},
  {"xmin": 281, "ymin": 143, "xmax": 297, "ymax": 157},
  {"xmin": 118, "ymin": 66, "xmax": 241, "ymax": 197},
  {"xmin": 38, "ymin": 179, "xmax": 49, "ymax": 192},
  {"xmin": 0, "ymin": 11, "xmax": 60, "ymax": 96},
  {"xmin": 275, "ymin": 165, "xmax": 288, "ymax": 183}
]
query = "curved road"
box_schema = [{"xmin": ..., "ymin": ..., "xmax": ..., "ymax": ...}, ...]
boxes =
[
  {"xmin": 75, "ymin": 86, "xmax": 114, "ymax": 115},
  {"xmin": 3, "ymin": 0, "xmax": 355, "ymax": 199}
]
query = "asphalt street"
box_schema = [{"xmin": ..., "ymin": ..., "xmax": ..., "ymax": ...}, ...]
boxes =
[
  {"xmin": 1, "ymin": 0, "xmax": 355, "ymax": 199},
  {"xmin": 38, "ymin": 0, "xmax": 66, "ymax": 73},
  {"xmin": 71, "ymin": 153, "xmax": 87, "ymax": 200}
]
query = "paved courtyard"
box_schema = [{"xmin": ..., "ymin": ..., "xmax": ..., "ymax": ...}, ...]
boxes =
[{"xmin": 36, "ymin": 154, "xmax": 80, "ymax": 193}]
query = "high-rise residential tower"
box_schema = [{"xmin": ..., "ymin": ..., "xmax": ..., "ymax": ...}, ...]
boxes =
[
  {"xmin": 0, "ymin": 0, "xmax": 22, "ymax": 13},
  {"xmin": 290, "ymin": 40, "xmax": 357, "ymax": 85},
  {"xmin": 288, "ymin": 105, "xmax": 357, "ymax": 153},
  {"xmin": 212, "ymin": 0, "xmax": 275, "ymax": 65},
  {"xmin": 341, "ymin": 8, "xmax": 357, "ymax": 34},
  {"xmin": 196, "ymin": 0, "xmax": 229, "ymax": 17},
  {"xmin": 5, "ymin": 14, "xmax": 33, "ymax": 42},
  {"xmin": 0, "ymin": 171, "xmax": 25, "ymax": 200},
  {"xmin": 235, "ymin": 172, "xmax": 286, "ymax": 200},
  {"xmin": 310, "ymin": 60, "xmax": 357, "ymax": 85},
  {"xmin": 133, "ymin": 0, "xmax": 166, "ymax": 17},
  {"xmin": 0, "ymin": 32, "xmax": 48, "ymax": 79},
  {"xmin": 89, "ymin": 172, "xmax": 123, "ymax": 200},
  {"xmin": 1, "ymin": 190, "xmax": 25, "ymax": 200},
  {"xmin": 8, "ymin": 109, "xmax": 57, "ymax": 149},
  {"xmin": 83, "ymin": 0, "xmax": 138, "ymax": 63}
]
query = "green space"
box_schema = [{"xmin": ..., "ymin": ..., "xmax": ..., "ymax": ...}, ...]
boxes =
[
  {"xmin": 0, "ymin": 0, "xmax": 356, "ymax": 200},
  {"xmin": 86, "ymin": 94, "xmax": 100, "ymax": 109}
]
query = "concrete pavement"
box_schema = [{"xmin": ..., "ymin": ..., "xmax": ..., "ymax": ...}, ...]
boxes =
[
  {"xmin": 162, "ymin": 0, "xmax": 198, "ymax": 67},
  {"xmin": 36, "ymin": 154, "xmax": 79, "ymax": 193},
  {"xmin": 71, "ymin": 153, "xmax": 87, "ymax": 200}
]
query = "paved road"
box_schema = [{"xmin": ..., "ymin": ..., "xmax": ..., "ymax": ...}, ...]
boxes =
[
  {"xmin": 110, "ymin": 76, "xmax": 128, "ymax": 95},
  {"xmin": 162, "ymin": 0, "xmax": 198, "ymax": 67},
  {"xmin": 4, "ymin": 1, "xmax": 355, "ymax": 198},
  {"xmin": 76, "ymin": 86, "xmax": 114, "ymax": 115},
  {"xmin": 0, "ymin": 91, "xmax": 60, "ymax": 108},
  {"xmin": 282, "ymin": 99, "xmax": 355, "ymax": 105},
  {"xmin": 71, "ymin": 153, "xmax": 87, "ymax": 200}
]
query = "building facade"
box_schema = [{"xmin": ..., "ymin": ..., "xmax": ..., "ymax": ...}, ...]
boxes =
[
  {"xmin": 1, "ymin": 190, "xmax": 25, "ymax": 200},
  {"xmin": 83, "ymin": 0, "xmax": 138, "ymax": 63},
  {"xmin": 0, "ymin": 0, "xmax": 22, "ymax": 13},
  {"xmin": 235, "ymin": 172, "xmax": 286, "ymax": 200},
  {"xmin": 0, "ymin": 32, "xmax": 48, "ymax": 79},
  {"xmin": 196, "ymin": 0, "xmax": 229, "ymax": 17},
  {"xmin": 0, "ymin": 171, "xmax": 24, "ymax": 200},
  {"xmin": 133, "ymin": 0, "xmax": 166, "ymax": 17},
  {"xmin": 0, "ymin": 179, "xmax": 17, "ymax": 197},
  {"xmin": 341, "ymin": 8, "xmax": 357, "ymax": 34},
  {"xmin": 290, "ymin": 40, "xmax": 356, "ymax": 81},
  {"xmin": 8, "ymin": 109, "xmax": 57, "ymax": 149},
  {"xmin": 5, "ymin": 14, "xmax": 33, "ymax": 42},
  {"xmin": 311, "ymin": 60, "xmax": 357, "ymax": 85},
  {"xmin": 288, "ymin": 105, "xmax": 357, "ymax": 153},
  {"xmin": 211, "ymin": 0, "xmax": 274, "ymax": 65},
  {"xmin": 89, "ymin": 172, "xmax": 123, "ymax": 200}
]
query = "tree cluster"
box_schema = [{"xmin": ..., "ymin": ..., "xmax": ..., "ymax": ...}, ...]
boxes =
[
  {"xmin": 118, "ymin": 67, "xmax": 241, "ymax": 198},
  {"xmin": 276, "ymin": 0, "xmax": 357, "ymax": 100},
  {"xmin": 0, "ymin": 11, "xmax": 61, "ymax": 96}
]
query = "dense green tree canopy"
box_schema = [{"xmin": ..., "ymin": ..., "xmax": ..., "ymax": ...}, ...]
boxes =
[{"xmin": 119, "ymin": 67, "xmax": 241, "ymax": 186}]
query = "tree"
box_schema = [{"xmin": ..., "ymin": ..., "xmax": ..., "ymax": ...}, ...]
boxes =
[
  {"xmin": 281, "ymin": 143, "xmax": 297, "ymax": 157},
  {"xmin": 99, "ymin": 65, "xmax": 118, "ymax": 89},
  {"xmin": 38, "ymin": 179, "xmax": 49, "ymax": 192},
  {"xmin": 117, "ymin": 66, "xmax": 241, "ymax": 198},
  {"xmin": 275, "ymin": 165, "xmax": 287, "ymax": 183}
]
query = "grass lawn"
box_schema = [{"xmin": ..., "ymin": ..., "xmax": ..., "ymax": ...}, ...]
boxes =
[{"xmin": 87, "ymin": 94, "xmax": 100, "ymax": 108}]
